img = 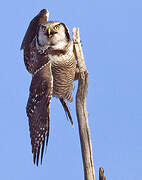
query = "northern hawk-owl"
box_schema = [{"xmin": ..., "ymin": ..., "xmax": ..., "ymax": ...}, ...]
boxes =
[{"xmin": 21, "ymin": 9, "xmax": 77, "ymax": 165}]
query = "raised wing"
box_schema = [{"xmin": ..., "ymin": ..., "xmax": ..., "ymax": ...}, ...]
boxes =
[
  {"xmin": 26, "ymin": 62, "xmax": 53, "ymax": 166},
  {"xmin": 21, "ymin": 9, "xmax": 48, "ymax": 50},
  {"xmin": 21, "ymin": 9, "xmax": 48, "ymax": 74}
]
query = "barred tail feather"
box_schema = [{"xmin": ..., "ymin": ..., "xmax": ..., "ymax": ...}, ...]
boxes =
[{"xmin": 59, "ymin": 98, "xmax": 73, "ymax": 125}]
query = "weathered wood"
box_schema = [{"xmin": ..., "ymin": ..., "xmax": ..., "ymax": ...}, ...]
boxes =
[
  {"xmin": 73, "ymin": 28, "xmax": 95, "ymax": 180},
  {"xmin": 99, "ymin": 167, "xmax": 106, "ymax": 180}
]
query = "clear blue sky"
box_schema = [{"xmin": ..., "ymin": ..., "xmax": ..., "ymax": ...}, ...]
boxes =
[{"xmin": 0, "ymin": 0, "xmax": 142, "ymax": 179}]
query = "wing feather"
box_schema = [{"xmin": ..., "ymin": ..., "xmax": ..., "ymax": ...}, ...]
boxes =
[{"xmin": 26, "ymin": 62, "xmax": 53, "ymax": 166}]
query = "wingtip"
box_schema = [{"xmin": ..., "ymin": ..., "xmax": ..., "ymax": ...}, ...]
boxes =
[
  {"xmin": 36, "ymin": 160, "xmax": 39, "ymax": 166},
  {"xmin": 36, "ymin": 147, "xmax": 40, "ymax": 166},
  {"xmin": 40, "ymin": 9, "xmax": 47, "ymax": 14},
  {"xmin": 40, "ymin": 139, "xmax": 45, "ymax": 165},
  {"xmin": 33, "ymin": 153, "xmax": 36, "ymax": 165},
  {"xmin": 20, "ymin": 42, "xmax": 24, "ymax": 50}
]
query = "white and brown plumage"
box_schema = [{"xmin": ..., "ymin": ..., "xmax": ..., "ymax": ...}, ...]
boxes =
[{"xmin": 21, "ymin": 9, "xmax": 76, "ymax": 165}]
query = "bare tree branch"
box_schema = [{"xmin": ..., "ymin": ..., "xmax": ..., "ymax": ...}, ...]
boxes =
[
  {"xmin": 73, "ymin": 28, "xmax": 95, "ymax": 180},
  {"xmin": 99, "ymin": 167, "xmax": 106, "ymax": 180}
]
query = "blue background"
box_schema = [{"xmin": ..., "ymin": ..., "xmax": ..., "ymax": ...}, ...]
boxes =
[{"xmin": 0, "ymin": 0, "xmax": 142, "ymax": 179}]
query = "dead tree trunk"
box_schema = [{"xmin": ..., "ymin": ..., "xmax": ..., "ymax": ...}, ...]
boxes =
[{"xmin": 73, "ymin": 28, "xmax": 95, "ymax": 180}]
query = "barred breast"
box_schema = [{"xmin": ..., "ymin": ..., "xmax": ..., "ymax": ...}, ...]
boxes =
[{"xmin": 48, "ymin": 42, "xmax": 76, "ymax": 102}]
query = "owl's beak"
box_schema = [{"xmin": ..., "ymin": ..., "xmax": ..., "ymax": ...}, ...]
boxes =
[
  {"xmin": 46, "ymin": 28, "xmax": 56, "ymax": 38},
  {"xmin": 47, "ymin": 28, "xmax": 51, "ymax": 35},
  {"xmin": 46, "ymin": 28, "xmax": 52, "ymax": 38}
]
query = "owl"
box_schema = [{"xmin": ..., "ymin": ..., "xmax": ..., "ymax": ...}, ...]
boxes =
[{"xmin": 21, "ymin": 9, "xmax": 77, "ymax": 166}]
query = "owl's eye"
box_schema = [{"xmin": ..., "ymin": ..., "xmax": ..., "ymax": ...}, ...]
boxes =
[
  {"xmin": 54, "ymin": 25, "xmax": 60, "ymax": 31},
  {"xmin": 42, "ymin": 26, "xmax": 46, "ymax": 32}
]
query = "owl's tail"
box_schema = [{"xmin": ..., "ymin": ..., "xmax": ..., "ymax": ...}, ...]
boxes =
[{"xmin": 59, "ymin": 98, "xmax": 73, "ymax": 125}]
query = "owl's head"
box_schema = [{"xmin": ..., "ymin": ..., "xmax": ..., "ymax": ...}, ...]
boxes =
[{"xmin": 37, "ymin": 21, "xmax": 70, "ymax": 49}]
